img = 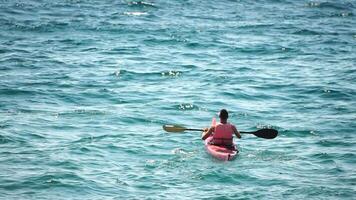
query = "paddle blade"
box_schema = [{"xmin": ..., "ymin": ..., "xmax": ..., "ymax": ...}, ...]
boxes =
[
  {"xmin": 253, "ymin": 129, "xmax": 278, "ymax": 139},
  {"xmin": 162, "ymin": 125, "xmax": 187, "ymax": 133}
]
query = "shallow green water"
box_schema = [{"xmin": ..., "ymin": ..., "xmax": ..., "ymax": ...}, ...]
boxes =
[{"xmin": 0, "ymin": 0, "xmax": 355, "ymax": 199}]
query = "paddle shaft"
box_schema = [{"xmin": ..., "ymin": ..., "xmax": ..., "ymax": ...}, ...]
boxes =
[
  {"xmin": 185, "ymin": 128, "xmax": 204, "ymax": 131},
  {"xmin": 185, "ymin": 128, "xmax": 255, "ymax": 134},
  {"xmin": 240, "ymin": 131, "xmax": 256, "ymax": 134}
]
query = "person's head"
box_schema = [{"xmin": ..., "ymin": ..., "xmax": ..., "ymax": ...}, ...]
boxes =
[{"xmin": 219, "ymin": 109, "xmax": 229, "ymax": 121}]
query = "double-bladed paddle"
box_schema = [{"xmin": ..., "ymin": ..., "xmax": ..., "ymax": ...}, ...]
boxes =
[{"xmin": 162, "ymin": 125, "xmax": 278, "ymax": 139}]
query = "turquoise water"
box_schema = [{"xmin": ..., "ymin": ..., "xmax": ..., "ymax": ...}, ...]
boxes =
[{"xmin": 1, "ymin": 0, "xmax": 355, "ymax": 199}]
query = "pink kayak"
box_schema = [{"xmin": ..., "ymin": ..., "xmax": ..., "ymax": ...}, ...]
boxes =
[
  {"xmin": 204, "ymin": 118, "xmax": 238, "ymax": 161},
  {"xmin": 205, "ymin": 136, "xmax": 238, "ymax": 161}
]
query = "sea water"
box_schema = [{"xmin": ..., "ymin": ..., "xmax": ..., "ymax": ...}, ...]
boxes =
[{"xmin": 0, "ymin": 0, "xmax": 355, "ymax": 199}]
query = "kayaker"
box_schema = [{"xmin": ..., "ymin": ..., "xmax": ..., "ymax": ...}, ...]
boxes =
[{"xmin": 201, "ymin": 109, "xmax": 241, "ymax": 146}]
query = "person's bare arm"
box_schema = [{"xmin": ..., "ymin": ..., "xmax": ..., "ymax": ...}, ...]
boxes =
[
  {"xmin": 232, "ymin": 125, "xmax": 241, "ymax": 139},
  {"xmin": 201, "ymin": 126, "xmax": 214, "ymax": 140}
]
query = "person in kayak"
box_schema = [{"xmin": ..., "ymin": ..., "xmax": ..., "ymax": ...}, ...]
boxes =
[{"xmin": 201, "ymin": 109, "xmax": 241, "ymax": 146}]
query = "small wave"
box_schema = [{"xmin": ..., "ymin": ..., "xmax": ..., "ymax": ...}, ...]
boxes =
[
  {"xmin": 124, "ymin": 12, "xmax": 148, "ymax": 16},
  {"xmin": 81, "ymin": 47, "xmax": 99, "ymax": 52},
  {"xmin": 143, "ymin": 37, "xmax": 183, "ymax": 45},
  {"xmin": 0, "ymin": 135, "xmax": 14, "ymax": 144},
  {"xmin": 172, "ymin": 148, "xmax": 190, "ymax": 155},
  {"xmin": 293, "ymin": 29, "xmax": 322, "ymax": 35},
  {"xmin": 255, "ymin": 124, "xmax": 279, "ymax": 131},
  {"xmin": 306, "ymin": 2, "xmax": 354, "ymax": 11},
  {"xmin": 238, "ymin": 23, "xmax": 274, "ymax": 29},
  {"xmin": 113, "ymin": 69, "xmax": 152, "ymax": 77},
  {"xmin": 58, "ymin": 109, "xmax": 109, "ymax": 117},
  {"xmin": 2, "ymin": 172, "xmax": 86, "ymax": 190},
  {"xmin": 25, "ymin": 132, "xmax": 46, "ymax": 140},
  {"xmin": 341, "ymin": 153, "xmax": 356, "ymax": 161},
  {"xmin": 144, "ymin": 159, "xmax": 158, "ymax": 169},
  {"xmin": 104, "ymin": 46, "xmax": 141, "ymax": 55},
  {"xmin": 0, "ymin": 56, "xmax": 28, "ymax": 63},
  {"xmin": 226, "ymin": 45, "xmax": 289, "ymax": 55},
  {"xmin": 311, "ymin": 152, "xmax": 334, "ymax": 160},
  {"xmin": 6, "ymin": 19, "xmax": 70, "ymax": 33},
  {"xmin": 184, "ymin": 15, "xmax": 227, "ymax": 22},
  {"xmin": 0, "ymin": 133, "xmax": 32, "ymax": 147},
  {"xmin": 320, "ymin": 89, "xmax": 353, "ymax": 101},
  {"xmin": 306, "ymin": 2, "xmax": 321, "ymax": 8},
  {"xmin": 161, "ymin": 70, "xmax": 182, "ymax": 77},
  {"xmin": 0, "ymin": 49, "xmax": 9, "ymax": 54},
  {"xmin": 128, "ymin": 1, "xmax": 156, "ymax": 8},
  {"xmin": 0, "ymin": 88, "xmax": 36, "ymax": 96},
  {"xmin": 71, "ymin": 146, "xmax": 91, "ymax": 154},
  {"xmin": 49, "ymin": 160, "xmax": 81, "ymax": 170},
  {"xmin": 334, "ymin": 12, "xmax": 353, "ymax": 18},
  {"xmin": 113, "ymin": 69, "xmax": 183, "ymax": 80},
  {"xmin": 72, "ymin": 134, "xmax": 121, "ymax": 144},
  {"xmin": 316, "ymin": 139, "xmax": 354, "ymax": 147},
  {"xmin": 279, "ymin": 129, "xmax": 319, "ymax": 137},
  {"xmin": 177, "ymin": 103, "xmax": 199, "ymax": 111},
  {"xmin": 0, "ymin": 123, "xmax": 11, "ymax": 129},
  {"xmin": 181, "ymin": 64, "xmax": 198, "ymax": 69},
  {"xmin": 116, "ymin": 178, "xmax": 129, "ymax": 186}
]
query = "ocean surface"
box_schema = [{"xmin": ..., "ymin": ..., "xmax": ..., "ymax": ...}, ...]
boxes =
[{"xmin": 0, "ymin": 0, "xmax": 355, "ymax": 199}]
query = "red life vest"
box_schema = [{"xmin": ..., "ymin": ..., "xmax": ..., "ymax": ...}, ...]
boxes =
[{"xmin": 213, "ymin": 122, "xmax": 233, "ymax": 146}]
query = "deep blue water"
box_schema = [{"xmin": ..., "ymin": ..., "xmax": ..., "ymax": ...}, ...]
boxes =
[{"xmin": 0, "ymin": 0, "xmax": 355, "ymax": 199}]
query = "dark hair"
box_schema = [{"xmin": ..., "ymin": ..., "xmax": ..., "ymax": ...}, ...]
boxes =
[{"xmin": 219, "ymin": 109, "xmax": 228, "ymax": 120}]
